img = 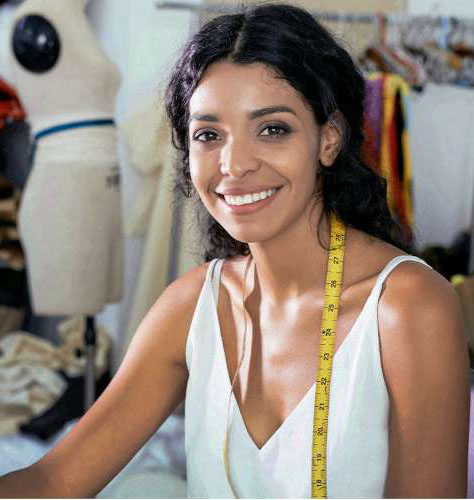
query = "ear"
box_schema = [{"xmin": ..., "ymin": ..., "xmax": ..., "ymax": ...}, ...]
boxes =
[{"xmin": 319, "ymin": 112, "xmax": 343, "ymax": 167}]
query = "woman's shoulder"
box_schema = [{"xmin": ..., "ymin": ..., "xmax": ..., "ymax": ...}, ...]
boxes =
[
  {"xmin": 357, "ymin": 227, "xmax": 451, "ymax": 299},
  {"xmin": 351, "ymin": 227, "xmax": 433, "ymax": 284},
  {"xmin": 163, "ymin": 260, "xmax": 212, "ymax": 306},
  {"xmin": 352, "ymin": 229, "xmax": 462, "ymax": 335},
  {"xmin": 370, "ymin": 235, "xmax": 468, "ymax": 394}
]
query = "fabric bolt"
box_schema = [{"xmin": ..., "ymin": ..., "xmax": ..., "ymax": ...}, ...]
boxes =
[{"xmin": 185, "ymin": 255, "xmax": 432, "ymax": 498}]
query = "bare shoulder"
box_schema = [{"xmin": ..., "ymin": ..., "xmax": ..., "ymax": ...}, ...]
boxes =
[
  {"xmin": 377, "ymin": 253, "xmax": 470, "ymax": 397},
  {"xmin": 158, "ymin": 260, "xmax": 210, "ymax": 311},
  {"xmin": 379, "ymin": 257, "xmax": 465, "ymax": 350},
  {"xmin": 375, "ymin": 252, "xmax": 470, "ymax": 496},
  {"xmin": 141, "ymin": 261, "xmax": 211, "ymax": 367}
]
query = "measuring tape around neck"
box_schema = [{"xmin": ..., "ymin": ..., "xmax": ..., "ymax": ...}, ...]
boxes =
[
  {"xmin": 312, "ymin": 212, "xmax": 346, "ymax": 498},
  {"xmin": 223, "ymin": 212, "xmax": 346, "ymax": 498}
]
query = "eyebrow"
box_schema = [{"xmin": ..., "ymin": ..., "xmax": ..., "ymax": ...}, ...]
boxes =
[{"xmin": 189, "ymin": 105, "xmax": 297, "ymax": 123}]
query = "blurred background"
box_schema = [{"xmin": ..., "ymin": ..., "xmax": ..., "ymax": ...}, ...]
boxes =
[{"xmin": 0, "ymin": 0, "xmax": 473, "ymax": 497}]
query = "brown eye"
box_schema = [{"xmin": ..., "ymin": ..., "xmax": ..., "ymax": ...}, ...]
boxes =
[
  {"xmin": 260, "ymin": 125, "xmax": 291, "ymax": 137},
  {"xmin": 193, "ymin": 130, "xmax": 220, "ymax": 142}
]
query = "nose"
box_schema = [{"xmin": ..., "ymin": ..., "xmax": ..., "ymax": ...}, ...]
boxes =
[{"xmin": 219, "ymin": 138, "xmax": 260, "ymax": 177}]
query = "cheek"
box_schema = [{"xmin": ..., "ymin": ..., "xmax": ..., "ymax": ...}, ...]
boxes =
[
  {"xmin": 189, "ymin": 158, "xmax": 206, "ymax": 192},
  {"xmin": 189, "ymin": 160, "xmax": 216, "ymax": 212}
]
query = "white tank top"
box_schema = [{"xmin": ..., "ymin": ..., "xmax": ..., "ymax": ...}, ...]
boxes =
[{"xmin": 185, "ymin": 255, "xmax": 432, "ymax": 498}]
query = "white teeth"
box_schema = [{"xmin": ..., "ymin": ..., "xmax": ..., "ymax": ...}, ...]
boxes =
[{"xmin": 224, "ymin": 188, "xmax": 277, "ymax": 206}]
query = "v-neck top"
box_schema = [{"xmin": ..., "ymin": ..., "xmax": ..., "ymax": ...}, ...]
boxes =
[{"xmin": 184, "ymin": 255, "xmax": 432, "ymax": 498}]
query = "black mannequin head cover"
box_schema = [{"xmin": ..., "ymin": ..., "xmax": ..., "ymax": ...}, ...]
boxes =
[{"xmin": 12, "ymin": 14, "xmax": 60, "ymax": 73}]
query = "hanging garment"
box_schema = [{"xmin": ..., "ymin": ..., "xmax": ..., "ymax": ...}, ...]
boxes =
[
  {"xmin": 185, "ymin": 255, "xmax": 432, "ymax": 498},
  {"xmin": 364, "ymin": 72, "xmax": 414, "ymax": 246},
  {"xmin": 120, "ymin": 96, "xmax": 199, "ymax": 361},
  {"xmin": 399, "ymin": 15, "xmax": 474, "ymax": 88},
  {"xmin": 363, "ymin": 77, "xmax": 384, "ymax": 174},
  {"xmin": 410, "ymin": 83, "xmax": 474, "ymax": 250}
]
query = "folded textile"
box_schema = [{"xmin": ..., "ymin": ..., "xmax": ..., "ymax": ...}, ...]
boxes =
[{"xmin": 0, "ymin": 316, "xmax": 111, "ymax": 435}]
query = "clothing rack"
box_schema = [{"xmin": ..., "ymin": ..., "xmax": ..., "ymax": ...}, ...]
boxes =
[
  {"xmin": 156, "ymin": 0, "xmax": 474, "ymax": 277},
  {"xmin": 155, "ymin": 1, "xmax": 376, "ymax": 23}
]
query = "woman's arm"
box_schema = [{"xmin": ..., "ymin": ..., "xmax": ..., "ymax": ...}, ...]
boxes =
[
  {"xmin": 0, "ymin": 264, "xmax": 208, "ymax": 498},
  {"xmin": 380, "ymin": 262, "xmax": 470, "ymax": 498}
]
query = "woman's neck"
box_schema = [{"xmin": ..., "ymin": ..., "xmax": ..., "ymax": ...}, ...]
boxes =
[{"xmin": 248, "ymin": 207, "xmax": 332, "ymax": 307}]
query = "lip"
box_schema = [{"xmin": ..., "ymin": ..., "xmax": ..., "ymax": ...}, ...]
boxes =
[
  {"xmin": 216, "ymin": 185, "xmax": 283, "ymax": 196},
  {"xmin": 217, "ymin": 186, "xmax": 282, "ymax": 215}
]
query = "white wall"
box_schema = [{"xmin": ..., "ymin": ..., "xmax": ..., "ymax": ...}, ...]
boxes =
[{"xmin": 408, "ymin": 0, "xmax": 474, "ymax": 19}]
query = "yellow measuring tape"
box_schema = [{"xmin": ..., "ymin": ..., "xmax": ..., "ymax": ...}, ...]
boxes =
[
  {"xmin": 312, "ymin": 212, "xmax": 346, "ymax": 498},
  {"xmin": 223, "ymin": 212, "xmax": 346, "ymax": 498}
]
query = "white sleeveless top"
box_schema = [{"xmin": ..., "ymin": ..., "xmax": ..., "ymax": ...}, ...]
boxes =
[{"xmin": 185, "ymin": 255, "xmax": 432, "ymax": 498}]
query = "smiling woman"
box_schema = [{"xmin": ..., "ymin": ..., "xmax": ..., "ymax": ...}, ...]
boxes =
[
  {"xmin": 164, "ymin": 3, "xmax": 470, "ymax": 498},
  {"xmin": 0, "ymin": 2, "xmax": 470, "ymax": 499},
  {"xmin": 165, "ymin": 4, "xmax": 413, "ymax": 262},
  {"xmin": 187, "ymin": 61, "xmax": 329, "ymax": 246}
]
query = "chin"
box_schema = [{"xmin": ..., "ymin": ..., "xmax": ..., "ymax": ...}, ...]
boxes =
[{"xmin": 225, "ymin": 227, "xmax": 274, "ymax": 246}]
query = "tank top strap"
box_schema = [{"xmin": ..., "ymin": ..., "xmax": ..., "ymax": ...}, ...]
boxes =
[
  {"xmin": 374, "ymin": 255, "xmax": 432, "ymax": 290},
  {"xmin": 207, "ymin": 258, "xmax": 224, "ymax": 305}
]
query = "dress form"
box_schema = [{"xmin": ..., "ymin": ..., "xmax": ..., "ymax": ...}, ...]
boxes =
[{"xmin": 8, "ymin": 0, "xmax": 124, "ymax": 316}]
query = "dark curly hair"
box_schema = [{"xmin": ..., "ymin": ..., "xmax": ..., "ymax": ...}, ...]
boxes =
[{"xmin": 164, "ymin": 2, "xmax": 413, "ymax": 261}]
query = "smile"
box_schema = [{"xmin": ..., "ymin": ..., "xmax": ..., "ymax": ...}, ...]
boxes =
[
  {"xmin": 217, "ymin": 187, "xmax": 282, "ymax": 214},
  {"xmin": 224, "ymin": 188, "xmax": 277, "ymax": 206}
]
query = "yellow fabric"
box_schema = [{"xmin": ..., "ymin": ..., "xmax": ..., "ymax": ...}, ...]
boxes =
[
  {"xmin": 399, "ymin": 88, "xmax": 414, "ymax": 229},
  {"xmin": 380, "ymin": 74, "xmax": 395, "ymax": 214}
]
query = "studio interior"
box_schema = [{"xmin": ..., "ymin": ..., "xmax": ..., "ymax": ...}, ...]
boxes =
[{"xmin": 0, "ymin": 0, "xmax": 473, "ymax": 497}]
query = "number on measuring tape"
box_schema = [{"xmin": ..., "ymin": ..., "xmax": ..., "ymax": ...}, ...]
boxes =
[{"xmin": 311, "ymin": 212, "xmax": 346, "ymax": 499}]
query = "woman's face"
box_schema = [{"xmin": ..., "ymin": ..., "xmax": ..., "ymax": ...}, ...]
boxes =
[{"xmin": 188, "ymin": 60, "xmax": 339, "ymax": 246}]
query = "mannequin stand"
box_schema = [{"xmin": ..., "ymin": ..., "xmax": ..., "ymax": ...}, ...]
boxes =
[{"xmin": 84, "ymin": 315, "xmax": 96, "ymax": 412}]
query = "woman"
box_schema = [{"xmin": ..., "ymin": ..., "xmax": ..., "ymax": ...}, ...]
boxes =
[{"xmin": 1, "ymin": 3, "xmax": 470, "ymax": 498}]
